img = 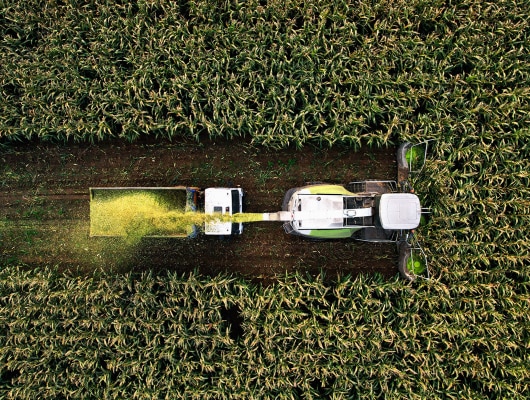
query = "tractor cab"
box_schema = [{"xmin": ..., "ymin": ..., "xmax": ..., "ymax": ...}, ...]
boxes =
[{"xmin": 204, "ymin": 188, "xmax": 244, "ymax": 235}]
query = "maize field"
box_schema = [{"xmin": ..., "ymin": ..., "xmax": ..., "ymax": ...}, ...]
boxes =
[
  {"xmin": 1, "ymin": 0, "xmax": 530, "ymax": 398},
  {"xmin": 0, "ymin": 0, "xmax": 527, "ymax": 148},
  {"xmin": 0, "ymin": 267, "xmax": 528, "ymax": 399}
]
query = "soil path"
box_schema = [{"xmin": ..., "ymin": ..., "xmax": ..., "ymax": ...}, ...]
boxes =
[{"xmin": 1, "ymin": 138, "xmax": 399, "ymax": 280}]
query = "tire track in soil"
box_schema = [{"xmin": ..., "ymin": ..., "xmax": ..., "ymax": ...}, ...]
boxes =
[{"xmin": 1, "ymin": 138, "xmax": 399, "ymax": 280}]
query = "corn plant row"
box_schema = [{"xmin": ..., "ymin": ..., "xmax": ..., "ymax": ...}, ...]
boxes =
[
  {"xmin": 1, "ymin": 0, "xmax": 528, "ymax": 148},
  {"xmin": 411, "ymin": 133, "xmax": 530, "ymax": 286},
  {"xmin": 0, "ymin": 267, "xmax": 528, "ymax": 399},
  {"xmin": 1, "ymin": 1, "xmax": 530, "ymax": 397}
]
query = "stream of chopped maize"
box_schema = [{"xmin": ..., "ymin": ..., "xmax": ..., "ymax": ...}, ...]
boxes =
[
  {"xmin": 90, "ymin": 193, "xmax": 265, "ymax": 244},
  {"xmin": 231, "ymin": 213, "xmax": 267, "ymax": 223}
]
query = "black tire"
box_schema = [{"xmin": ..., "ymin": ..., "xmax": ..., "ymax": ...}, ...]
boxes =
[
  {"xmin": 397, "ymin": 142, "xmax": 412, "ymax": 184},
  {"xmin": 282, "ymin": 187, "xmax": 300, "ymax": 211},
  {"xmin": 397, "ymin": 142, "xmax": 412, "ymax": 169},
  {"xmin": 398, "ymin": 241, "xmax": 416, "ymax": 282}
]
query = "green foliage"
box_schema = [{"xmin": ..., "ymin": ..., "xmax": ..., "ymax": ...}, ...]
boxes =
[
  {"xmin": 1, "ymin": 0, "xmax": 529, "ymax": 148},
  {"xmin": 0, "ymin": 267, "xmax": 528, "ymax": 399}
]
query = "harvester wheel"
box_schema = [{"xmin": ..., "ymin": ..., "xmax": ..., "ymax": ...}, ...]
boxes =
[
  {"xmin": 398, "ymin": 241, "xmax": 415, "ymax": 282},
  {"xmin": 397, "ymin": 142, "xmax": 412, "ymax": 184}
]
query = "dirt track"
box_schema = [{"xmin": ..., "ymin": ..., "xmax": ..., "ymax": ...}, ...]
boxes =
[{"xmin": 1, "ymin": 138, "xmax": 400, "ymax": 280}]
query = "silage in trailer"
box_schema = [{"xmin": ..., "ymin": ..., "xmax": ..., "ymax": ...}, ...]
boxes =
[{"xmin": 89, "ymin": 188, "xmax": 200, "ymax": 240}]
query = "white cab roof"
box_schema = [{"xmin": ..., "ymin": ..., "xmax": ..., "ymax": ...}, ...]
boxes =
[
  {"xmin": 379, "ymin": 193, "xmax": 421, "ymax": 230},
  {"xmin": 204, "ymin": 188, "xmax": 243, "ymax": 235}
]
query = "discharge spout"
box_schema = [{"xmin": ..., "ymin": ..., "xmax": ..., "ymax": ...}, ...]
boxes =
[{"xmin": 261, "ymin": 211, "xmax": 292, "ymax": 222}]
